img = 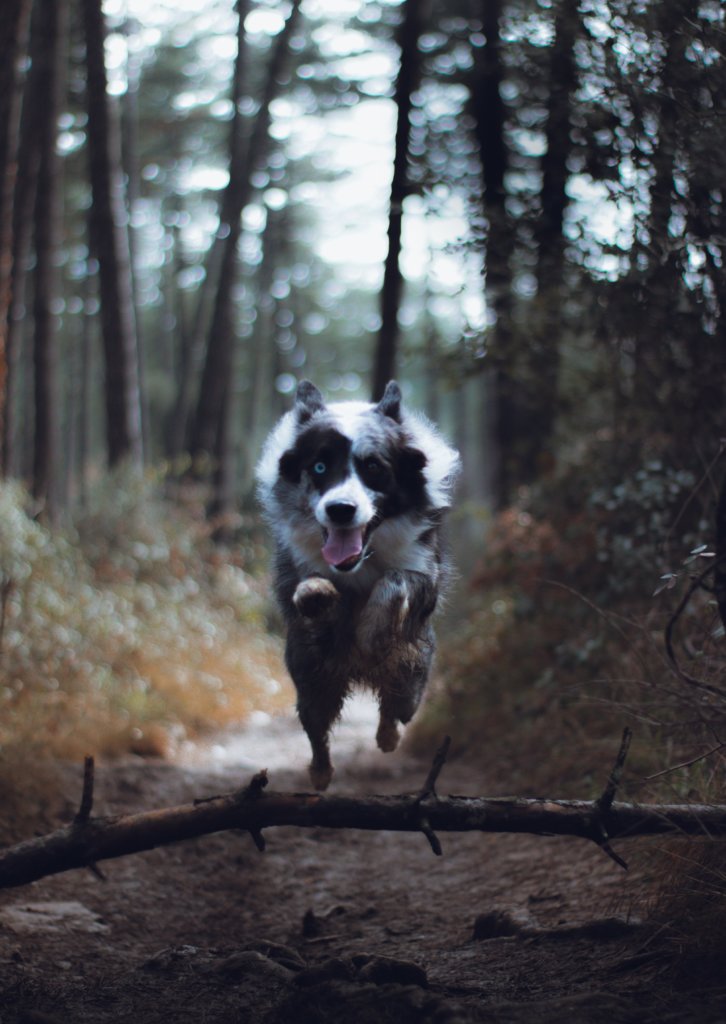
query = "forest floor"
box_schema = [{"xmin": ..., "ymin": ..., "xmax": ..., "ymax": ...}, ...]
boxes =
[{"xmin": 0, "ymin": 694, "xmax": 724, "ymax": 1024}]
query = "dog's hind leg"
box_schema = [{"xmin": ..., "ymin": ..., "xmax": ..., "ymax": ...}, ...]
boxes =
[
  {"xmin": 375, "ymin": 632, "xmax": 434, "ymax": 753},
  {"xmin": 297, "ymin": 683, "xmax": 346, "ymax": 790}
]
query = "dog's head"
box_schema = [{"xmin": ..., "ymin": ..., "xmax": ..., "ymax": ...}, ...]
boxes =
[{"xmin": 257, "ymin": 380, "xmax": 460, "ymax": 575}]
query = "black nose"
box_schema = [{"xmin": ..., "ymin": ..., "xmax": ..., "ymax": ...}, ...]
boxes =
[{"xmin": 326, "ymin": 501, "xmax": 357, "ymax": 525}]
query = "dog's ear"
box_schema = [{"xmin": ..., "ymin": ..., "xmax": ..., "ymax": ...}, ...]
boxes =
[
  {"xmin": 376, "ymin": 380, "xmax": 402, "ymax": 423},
  {"xmin": 278, "ymin": 449, "xmax": 301, "ymax": 484},
  {"xmin": 295, "ymin": 380, "xmax": 325, "ymax": 423}
]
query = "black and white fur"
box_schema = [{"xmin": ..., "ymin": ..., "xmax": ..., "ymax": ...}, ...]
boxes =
[{"xmin": 256, "ymin": 380, "xmax": 460, "ymax": 790}]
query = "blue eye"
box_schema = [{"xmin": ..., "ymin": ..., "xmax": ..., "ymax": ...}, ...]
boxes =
[{"xmin": 313, "ymin": 461, "xmax": 326, "ymax": 475}]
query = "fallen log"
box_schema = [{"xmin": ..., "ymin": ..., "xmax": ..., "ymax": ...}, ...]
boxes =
[{"xmin": 2, "ymin": 732, "xmax": 726, "ymax": 890}]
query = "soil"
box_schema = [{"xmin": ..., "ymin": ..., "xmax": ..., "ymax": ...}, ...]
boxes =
[{"xmin": 0, "ymin": 694, "xmax": 723, "ymax": 1024}]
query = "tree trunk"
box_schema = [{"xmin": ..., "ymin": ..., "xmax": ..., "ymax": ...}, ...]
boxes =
[
  {"xmin": 121, "ymin": 17, "xmax": 150, "ymax": 461},
  {"xmin": 0, "ymin": 0, "xmax": 32, "ymax": 473},
  {"xmin": 31, "ymin": 0, "xmax": 69, "ymax": 520},
  {"xmin": 188, "ymin": 0, "xmax": 302, "ymax": 470},
  {"xmin": 469, "ymin": 0, "xmax": 515, "ymax": 507},
  {"xmin": 523, "ymin": 0, "xmax": 579, "ymax": 479},
  {"xmin": 372, "ymin": 0, "xmax": 425, "ymax": 401},
  {"xmin": 240, "ymin": 203, "xmax": 285, "ymax": 498},
  {"xmin": 81, "ymin": 0, "xmax": 143, "ymax": 470},
  {"xmin": 180, "ymin": 0, "xmax": 251, "ymax": 468},
  {"xmin": 171, "ymin": 0, "xmax": 253, "ymax": 462},
  {"xmin": 635, "ymin": 0, "xmax": 697, "ymax": 412}
]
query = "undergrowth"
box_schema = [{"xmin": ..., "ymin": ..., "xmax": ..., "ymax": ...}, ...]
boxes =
[
  {"xmin": 411, "ymin": 435, "xmax": 726, "ymax": 983},
  {"xmin": 0, "ymin": 473, "xmax": 290, "ymax": 782},
  {"xmin": 412, "ymin": 435, "xmax": 726, "ymax": 803}
]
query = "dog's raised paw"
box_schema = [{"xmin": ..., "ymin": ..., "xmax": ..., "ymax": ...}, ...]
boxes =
[{"xmin": 293, "ymin": 577, "xmax": 340, "ymax": 618}]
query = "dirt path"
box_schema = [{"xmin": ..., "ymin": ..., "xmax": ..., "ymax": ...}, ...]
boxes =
[{"xmin": 0, "ymin": 696, "xmax": 723, "ymax": 1023}]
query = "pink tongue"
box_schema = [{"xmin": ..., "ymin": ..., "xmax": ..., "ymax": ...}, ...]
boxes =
[{"xmin": 322, "ymin": 527, "xmax": 364, "ymax": 567}]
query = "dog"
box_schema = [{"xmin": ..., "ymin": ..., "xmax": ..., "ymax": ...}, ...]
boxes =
[{"xmin": 256, "ymin": 379, "xmax": 460, "ymax": 790}]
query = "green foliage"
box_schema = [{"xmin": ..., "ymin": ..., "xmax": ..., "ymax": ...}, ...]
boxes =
[{"xmin": 0, "ymin": 476, "xmax": 289, "ymax": 766}]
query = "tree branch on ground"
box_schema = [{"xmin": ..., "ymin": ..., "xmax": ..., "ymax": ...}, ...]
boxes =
[{"xmin": 4, "ymin": 733, "xmax": 726, "ymax": 891}]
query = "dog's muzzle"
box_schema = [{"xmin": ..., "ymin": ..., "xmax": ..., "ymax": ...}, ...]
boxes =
[{"xmin": 321, "ymin": 501, "xmax": 374, "ymax": 572}]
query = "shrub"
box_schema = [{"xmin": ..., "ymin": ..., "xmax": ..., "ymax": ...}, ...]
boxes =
[
  {"xmin": 0, "ymin": 475, "xmax": 290, "ymax": 770},
  {"xmin": 411, "ymin": 437, "xmax": 725, "ymax": 801}
]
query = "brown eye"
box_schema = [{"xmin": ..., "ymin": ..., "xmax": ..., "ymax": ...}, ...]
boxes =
[{"xmin": 358, "ymin": 456, "xmax": 387, "ymax": 487}]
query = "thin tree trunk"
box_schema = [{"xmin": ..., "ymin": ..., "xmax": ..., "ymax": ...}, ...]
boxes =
[
  {"xmin": 180, "ymin": 0, "xmax": 251, "ymax": 464},
  {"xmin": 372, "ymin": 0, "xmax": 425, "ymax": 402},
  {"xmin": 78, "ymin": 271, "xmax": 96, "ymax": 507},
  {"xmin": 0, "ymin": 0, "xmax": 33, "ymax": 474},
  {"xmin": 470, "ymin": 0, "xmax": 515, "ymax": 507},
  {"xmin": 121, "ymin": 18, "xmax": 150, "ymax": 460},
  {"xmin": 162, "ymin": 196, "xmax": 194, "ymax": 460},
  {"xmin": 240, "ymin": 204, "xmax": 284, "ymax": 498},
  {"xmin": 81, "ymin": 0, "xmax": 143, "ymax": 470},
  {"xmin": 634, "ymin": 0, "xmax": 697, "ymax": 412},
  {"xmin": 32, "ymin": 0, "xmax": 69, "ymax": 520},
  {"xmin": 3, "ymin": 114, "xmax": 40, "ymax": 479},
  {"xmin": 188, "ymin": 0, "xmax": 302, "ymax": 473},
  {"xmin": 522, "ymin": 0, "xmax": 579, "ymax": 479}
]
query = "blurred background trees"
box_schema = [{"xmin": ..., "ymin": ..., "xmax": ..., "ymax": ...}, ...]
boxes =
[
  {"xmin": 0, "ymin": 0, "xmax": 725, "ymax": 842},
  {"xmin": 0, "ymin": 0, "xmax": 722, "ymax": 524}
]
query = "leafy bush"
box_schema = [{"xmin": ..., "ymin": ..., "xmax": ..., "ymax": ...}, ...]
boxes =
[
  {"xmin": 0, "ymin": 475, "xmax": 289, "ymax": 770},
  {"xmin": 411, "ymin": 437, "xmax": 725, "ymax": 800}
]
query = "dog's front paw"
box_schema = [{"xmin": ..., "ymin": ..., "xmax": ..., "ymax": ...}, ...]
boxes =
[
  {"xmin": 293, "ymin": 577, "xmax": 340, "ymax": 619},
  {"xmin": 357, "ymin": 574, "xmax": 409, "ymax": 650}
]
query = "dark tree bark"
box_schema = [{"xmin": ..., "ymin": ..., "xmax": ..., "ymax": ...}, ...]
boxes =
[
  {"xmin": 469, "ymin": 0, "xmax": 516, "ymax": 507},
  {"xmin": 716, "ymin": 472, "xmax": 726, "ymax": 634},
  {"xmin": 634, "ymin": 0, "xmax": 698, "ymax": 411},
  {"xmin": 470, "ymin": 0, "xmax": 579, "ymax": 503},
  {"xmin": 5, "ymin": 768, "xmax": 726, "ymax": 891},
  {"xmin": 240, "ymin": 202, "xmax": 286, "ymax": 497},
  {"xmin": 0, "ymin": 0, "xmax": 32, "ymax": 472},
  {"xmin": 188, "ymin": 0, "xmax": 302, "ymax": 511},
  {"xmin": 81, "ymin": 0, "xmax": 143, "ymax": 469},
  {"xmin": 171, "ymin": 0, "xmax": 253, "ymax": 463},
  {"xmin": 372, "ymin": 0, "xmax": 425, "ymax": 402},
  {"xmin": 523, "ymin": 0, "xmax": 579, "ymax": 478},
  {"xmin": 121, "ymin": 17, "xmax": 150, "ymax": 461},
  {"xmin": 31, "ymin": 0, "xmax": 69, "ymax": 519},
  {"xmin": 164, "ymin": 206, "xmax": 194, "ymax": 461}
]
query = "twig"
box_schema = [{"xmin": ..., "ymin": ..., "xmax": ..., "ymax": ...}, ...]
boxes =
[
  {"xmin": 412, "ymin": 735, "xmax": 451, "ymax": 856},
  {"xmin": 417, "ymin": 735, "xmax": 451, "ymax": 802},
  {"xmin": 241, "ymin": 770, "xmax": 268, "ymax": 851},
  {"xmin": 75, "ymin": 755, "xmax": 95, "ymax": 825},
  {"xmin": 644, "ymin": 741, "xmax": 726, "ymax": 781},
  {"xmin": 247, "ymin": 829, "xmax": 266, "ymax": 852},
  {"xmin": 74, "ymin": 756, "xmax": 104, "ymax": 879},
  {"xmin": 597, "ymin": 728, "xmax": 632, "ymax": 815},
  {"xmin": 418, "ymin": 816, "xmax": 443, "ymax": 856},
  {"xmin": 593, "ymin": 728, "xmax": 633, "ymax": 871},
  {"xmin": 241, "ymin": 770, "xmax": 268, "ymax": 798},
  {"xmin": 664, "ymin": 560, "xmax": 726, "ymax": 700},
  {"xmin": 0, "ymin": 576, "xmax": 13, "ymax": 655}
]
